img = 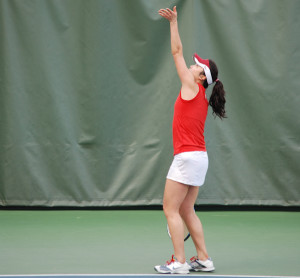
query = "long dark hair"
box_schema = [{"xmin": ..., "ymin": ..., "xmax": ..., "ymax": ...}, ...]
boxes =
[{"xmin": 203, "ymin": 60, "xmax": 226, "ymax": 119}]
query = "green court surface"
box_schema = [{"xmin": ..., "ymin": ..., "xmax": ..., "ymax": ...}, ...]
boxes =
[{"xmin": 0, "ymin": 209, "xmax": 299, "ymax": 277}]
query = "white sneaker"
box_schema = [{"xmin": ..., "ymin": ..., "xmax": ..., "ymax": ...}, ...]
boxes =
[
  {"xmin": 154, "ymin": 255, "xmax": 190, "ymax": 274},
  {"xmin": 189, "ymin": 256, "xmax": 215, "ymax": 272}
]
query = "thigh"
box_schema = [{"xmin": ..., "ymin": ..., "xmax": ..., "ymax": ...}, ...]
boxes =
[{"xmin": 163, "ymin": 179, "xmax": 189, "ymax": 212}]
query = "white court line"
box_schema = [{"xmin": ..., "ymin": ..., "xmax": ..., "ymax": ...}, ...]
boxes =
[{"xmin": 0, "ymin": 274, "xmax": 300, "ymax": 278}]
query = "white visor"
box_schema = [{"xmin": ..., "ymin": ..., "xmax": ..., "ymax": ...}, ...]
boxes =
[{"xmin": 193, "ymin": 57, "xmax": 213, "ymax": 85}]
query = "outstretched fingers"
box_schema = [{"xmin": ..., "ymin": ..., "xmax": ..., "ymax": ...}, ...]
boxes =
[
  {"xmin": 158, "ymin": 9, "xmax": 171, "ymax": 18},
  {"xmin": 158, "ymin": 6, "xmax": 177, "ymax": 21}
]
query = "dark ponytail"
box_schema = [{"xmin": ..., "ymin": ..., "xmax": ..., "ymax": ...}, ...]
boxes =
[{"xmin": 203, "ymin": 60, "xmax": 227, "ymax": 119}]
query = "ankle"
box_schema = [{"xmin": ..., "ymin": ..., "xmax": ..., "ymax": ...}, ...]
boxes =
[
  {"xmin": 197, "ymin": 253, "xmax": 209, "ymax": 261},
  {"xmin": 176, "ymin": 256, "xmax": 186, "ymax": 264}
]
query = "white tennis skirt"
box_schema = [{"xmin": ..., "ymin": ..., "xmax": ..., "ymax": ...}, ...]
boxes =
[{"xmin": 166, "ymin": 151, "xmax": 209, "ymax": 186}]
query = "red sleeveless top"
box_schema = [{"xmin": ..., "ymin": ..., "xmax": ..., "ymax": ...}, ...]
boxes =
[{"xmin": 172, "ymin": 83, "xmax": 209, "ymax": 155}]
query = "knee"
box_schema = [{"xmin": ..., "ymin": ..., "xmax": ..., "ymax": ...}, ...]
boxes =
[
  {"xmin": 179, "ymin": 204, "xmax": 195, "ymax": 221},
  {"xmin": 163, "ymin": 200, "xmax": 178, "ymax": 219},
  {"xmin": 163, "ymin": 201, "xmax": 171, "ymax": 219}
]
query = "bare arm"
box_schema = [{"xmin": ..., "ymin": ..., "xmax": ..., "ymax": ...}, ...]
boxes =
[
  {"xmin": 159, "ymin": 7, "xmax": 182, "ymax": 56},
  {"xmin": 158, "ymin": 7, "xmax": 196, "ymax": 92}
]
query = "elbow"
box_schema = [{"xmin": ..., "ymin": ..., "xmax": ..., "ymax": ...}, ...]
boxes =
[{"xmin": 172, "ymin": 47, "xmax": 183, "ymax": 57}]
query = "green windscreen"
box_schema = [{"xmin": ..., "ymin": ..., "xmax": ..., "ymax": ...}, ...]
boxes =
[{"xmin": 0, "ymin": 0, "xmax": 299, "ymax": 206}]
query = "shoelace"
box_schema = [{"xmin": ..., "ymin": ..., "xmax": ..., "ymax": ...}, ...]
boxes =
[
  {"xmin": 166, "ymin": 255, "xmax": 176, "ymax": 265},
  {"xmin": 190, "ymin": 256, "xmax": 198, "ymax": 262}
]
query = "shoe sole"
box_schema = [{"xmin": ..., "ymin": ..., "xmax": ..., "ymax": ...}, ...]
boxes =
[
  {"xmin": 191, "ymin": 267, "xmax": 215, "ymax": 272},
  {"xmin": 154, "ymin": 267, "xmax": 189, "ymax": 274}
]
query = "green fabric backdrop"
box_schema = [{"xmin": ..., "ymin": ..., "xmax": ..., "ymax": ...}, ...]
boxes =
[{"xmin": 0, "ymin": 0, "xmax": 299, "ymax": 207}]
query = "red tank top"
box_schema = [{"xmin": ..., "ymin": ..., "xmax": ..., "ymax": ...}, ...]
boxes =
[{"xmin": 172, "ymin": 83, "xmax": 209, "ymax": 155}]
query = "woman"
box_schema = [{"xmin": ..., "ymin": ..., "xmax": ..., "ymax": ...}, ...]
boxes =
[{"xmin": 155, "ymin": 6, "xmax": 226, "ymax": 274}]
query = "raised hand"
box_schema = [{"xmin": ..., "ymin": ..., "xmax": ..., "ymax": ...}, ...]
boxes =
[{"xmin": 158, "ymin": 6, "xmax": 177, "ymax": 22}]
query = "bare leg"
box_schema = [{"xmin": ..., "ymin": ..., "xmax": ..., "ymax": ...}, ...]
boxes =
[
  {"xmin": 163, "ymin": 179, "xmax": 189, "ymax": 263},
  {"xmin": 179, "ymin": 186, "xmax": 209, "ymax": 261}
]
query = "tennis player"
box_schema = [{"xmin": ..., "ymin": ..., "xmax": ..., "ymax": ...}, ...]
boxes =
[{"xmin": 155, "ymin": 6, "xmax": 226, "ymax": 274}]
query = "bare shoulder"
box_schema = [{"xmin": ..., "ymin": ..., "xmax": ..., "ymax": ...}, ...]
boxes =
[{"xmin": 181, "ymin": 83, "xmax": 199, "ymax": 100}]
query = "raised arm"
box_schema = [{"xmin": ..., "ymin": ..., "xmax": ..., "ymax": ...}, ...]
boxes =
[{"xmin": 158, "ymin": 7, "xmax": 195, "ymax": 90}]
